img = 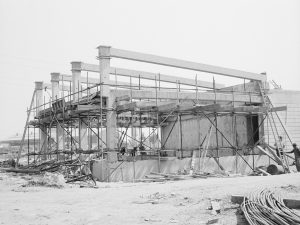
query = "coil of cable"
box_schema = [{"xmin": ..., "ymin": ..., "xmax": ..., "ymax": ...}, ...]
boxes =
[{"xmin": 241, "ymin": 189, "xmax": 300, "ymax": 225}]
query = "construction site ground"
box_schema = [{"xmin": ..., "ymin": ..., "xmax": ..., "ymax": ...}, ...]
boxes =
[{"xmin": 1, "ymin": 172, "xmax": 300, "ymax": 225}]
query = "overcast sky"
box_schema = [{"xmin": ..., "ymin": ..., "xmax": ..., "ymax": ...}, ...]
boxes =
[{"xmin": 0, "ymin": 0, "xmax": 299, "ymax": 140}]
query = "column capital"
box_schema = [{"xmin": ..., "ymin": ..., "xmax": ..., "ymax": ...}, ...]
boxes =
[
  {"xmin": 51, "ymin": 72, "xmax": 60, "ymax": 82},
  {"xmin": 71, "ymin": 61, "xmax": 83, "ymax": 71},
  {"xmin": 35, "ymin": 81, "xmax": 43, "ymax": 90},
  {"xmin": 98, "ymin": 45, "xmax": 111, "ymax": 59}
]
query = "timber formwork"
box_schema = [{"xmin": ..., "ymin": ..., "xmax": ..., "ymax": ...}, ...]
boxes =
[{"xmin": 16, "ymin": 46, "xmax": 294, "ymax": 178}]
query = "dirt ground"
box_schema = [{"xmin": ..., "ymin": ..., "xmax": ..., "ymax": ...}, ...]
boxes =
[{"xmin": 0, "ymin": 172, "xmax": 300, "ymax": 225}]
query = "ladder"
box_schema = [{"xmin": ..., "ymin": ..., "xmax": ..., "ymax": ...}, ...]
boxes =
[{"xmin": 258, "ymin": 82, "xmax": 291, "ymax": 172}]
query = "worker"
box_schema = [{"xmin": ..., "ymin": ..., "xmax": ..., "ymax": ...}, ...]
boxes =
[
  {"xmin": 287, "ymin": 143, "xmax": 300, "ymax": 172},
  {"xmin": 131, "ymin": 147, "xmax": 137, "ymax": 157},
  {"xmin": 139, "ymin": 145, "xmax": 146, "ymax": 156},
  {"xmin": 120, "ymin": 146, "xmax": 126, "ymax": 155},
  {"xmin": 274, "ymin": 136, "xmax": 285, "ymax": 157}
]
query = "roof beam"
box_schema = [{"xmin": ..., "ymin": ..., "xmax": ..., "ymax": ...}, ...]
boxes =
[
  {"xmin": 112, "ymin": 89, "xmax": 263, "ymax": 103},
  {"xmin": 69, "ymin": 62, "xmax": 224, "ymax": 89},
  {"xmin": 110, "ymin": 67, "xmax": 224, "ymax": 89},
  {"xmin": 43, "ymin": 83, "xmax": 70, "ymax": 91},
  {"xmin": 57, "ymin": 74, "xmax": 156, "ymax": 90},
  {"xmin": 108, "ymin": 48, "xmax": 266, "ymax": 81}
]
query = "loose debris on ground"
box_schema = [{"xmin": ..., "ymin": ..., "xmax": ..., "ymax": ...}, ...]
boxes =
[
  {"xmin": 0, "ymin": 158, "xmax": 16, "ymax": 168},
  {"xmin": 1, "ymin": 169, "xmax": 300, "ymax": 225},
  {"xmin": 138, "ymin": 170, "xmax": 244, "ymax": 183},
  {"xmin": 22, "ymin": 172, "xmax": 66, "ymax": 188},
  {"xmin": 0, "ymin": 156, "xmax": 97, "ymax": 188}
]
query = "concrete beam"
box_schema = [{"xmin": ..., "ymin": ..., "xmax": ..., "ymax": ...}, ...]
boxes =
[
  {"xmin": 116, "ymin": 101, "xmax": 171, "ymax": 112},
  {"xmin": 43, "ymin": 83, "xmax": 70, "ymax": 92},
  {"xmin": 67, "ymin": 62, "xmax": 224, "ymax": 89},
  {"xmin": 108, "ymin": 47, "xmax": 266, "ymax": 81},
  {"xmin": 112, "ymin": 89, "xmax": 263, "ymax": 103},
  {"xmin": 110, "ymin": 67, "xmax": 224, "ymax": 89}
]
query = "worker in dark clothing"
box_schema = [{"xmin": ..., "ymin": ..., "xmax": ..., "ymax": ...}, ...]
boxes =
[
  {"xmin": 131, "ymin": 147, "xmax": 137, "ymax": 157},
  {"xmin": 139, "ymin": 145, "xmax": 146, "ymax": 156},
  {"xmin": 275, "ymin": 136, "xmax": 285, "ymax": 157},
  {"xmin": 287, "ymin": 143, "xmax": 300, "ymax": 172},
  {"xmin": 120, "ymin": 147, "xmax": 126, "ymax": 155}
]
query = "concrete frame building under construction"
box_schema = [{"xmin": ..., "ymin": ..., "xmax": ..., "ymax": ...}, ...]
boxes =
[{"xmin": 16, "ymin": 46, "xmax": 300, "ymax": 182}]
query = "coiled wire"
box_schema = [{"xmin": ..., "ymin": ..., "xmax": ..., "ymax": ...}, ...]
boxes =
[{"xmin": 241, "ymin": 189, "xmax": 300, "ymax": 225}]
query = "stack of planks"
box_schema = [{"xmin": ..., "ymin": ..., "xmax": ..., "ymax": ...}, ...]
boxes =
[
  {"xmin": 138, "ymin": 172, "xmax": 214, "ymax": 182},
  {"xmin": 138, "ymin": 172, "xmax": 193, "ymax": 182}
]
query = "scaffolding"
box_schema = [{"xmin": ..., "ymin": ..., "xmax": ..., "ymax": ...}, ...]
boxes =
[{"xmin": 15, "ymin": 46, "xmax": 295, "ymax": 181}]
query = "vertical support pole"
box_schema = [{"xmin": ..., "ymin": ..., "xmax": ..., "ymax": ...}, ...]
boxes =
[
  {"xmin": 71, "ymin": 62, "xmax": 82, "ymax": 101},
  {"xmin": 115, "ymin": 70, "xmax": 120, "ymax": 153},
  {"xmin": 267, "ymin": 113, "xmax": 270, "ymax": 165},
  {"xmin": 232, "ymin": 88, "xmax": 238, "ymax": 173},
  {"xmin": 138, "ymin": 74, "xmax": 142, "ymax": 156},
  {"xmin": 129, "ymin": 75, "xmax": 137, "ymax": 148},
  {"xmin": 27, "ymin": 123, "xmax": 29, "ymax": 165},
  {"xmin": 179, "ymin": 81, "xmax": 183, "ymax": 158},
  {"xmin": 176, "ymin": 80, "xmax": 181, "ymax": 158},
  {"xmin": 98, "ymin": 46, "xmax": 115, "ymax": 182},
  {"xmin": 35, "ymin": 81, "xmax": 47, "ymax": 160},
  {"xmin": 51, "ymin": 73, "xmax": 64, "ymax": 157},
  {"xmin": 196, "ymin": 75, "xmax": 201, "ymax": 170},
  {"xmin": 71, "ymin": 62, "xmax": 88, "ymax": 151},
  {"xmin": 69, "ymin": 80, "xmax": 73, "ymax": 160},
  {"xmin": 98, "ymin": 46, "xmax": 117, "ymax": 153},
  {"xmin": 61, "ymin": 75, "xmax": 66, "ymax": 160},
  {"xmin": 195, "ymin": 74, "xmax": 198, "ymax": 103},
  {"xmin": 179, "ymin": 115, "xmax": 183, "ymax": 158},
  {"xmin": 129, "ymin": 75, "xmax": 135, "ymax": 182},
  {"xmin": 87, "ymin": 72, "xmax": 92, "ymax": 151},
  {"xmin": 213, "ymin": 77, "xmax": 219, "ymax": 166},
  {"xmin": 155, "ymin": 75, "xmax": 160, "ymax": 173},
  {"xmin": 33, "ymin": 126, "xmax": 36, "ymax": 162}
]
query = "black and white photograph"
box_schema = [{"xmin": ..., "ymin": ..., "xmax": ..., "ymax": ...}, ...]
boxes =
[{"xmin": 0, "ymin": 0, "xmax": 300, "ymax": 224}]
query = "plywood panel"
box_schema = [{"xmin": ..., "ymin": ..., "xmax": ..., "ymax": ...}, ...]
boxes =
[{"xmin": 161, "ymin": 114, "xmax": 249, "ymax": 153}]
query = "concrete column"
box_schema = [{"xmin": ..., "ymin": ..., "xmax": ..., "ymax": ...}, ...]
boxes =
[
  {"xmin": 71, "ymin": 62, "xmax": 82, "ymax": 102},
  {"xmin": 131, "ymin": 128, "xmax": 137, "ymax": 147},
  {"xmin": 51, "ymin": 73, "xmax": 60, "ymax": 100},
  {"xmin": 35, "ymin": 81, "xmax": 47, "ymax": 158},
  {"xmin": 71, "ymin": 62, "xmax": 88, "ymax": 150},
  {"xmin": 98, "ymin": 45, "xmax": 117, "ymax": 152},
  {"xmin": 51, "ymin": 73, "xmax": 64, "ymax": 152},
  {"xmin": 79, "ymin": 119, "xmax": 88, "ymax": 150}
]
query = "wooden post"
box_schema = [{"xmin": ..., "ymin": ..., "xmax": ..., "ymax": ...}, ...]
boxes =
[
  {"xmin": 213, "ymin": 77, "xmax": 219, "ymax": 167},
  {"xmin": 155, "ymin": 75, "xmax": 160, "ymax": 173}
]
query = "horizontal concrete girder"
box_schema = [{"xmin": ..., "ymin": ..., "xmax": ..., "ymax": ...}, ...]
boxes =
[
  {"xmin": 110, "ymin": 67, "xmax": 224, "ymax": 89},
  {"xmin": 43, "ymin": 83, "xmax": 70, "ymax": 91},
  {"xmin": 69, "ymin": 62, "xmax": 224, "ymax": 89},
  {"xmin": 107, "ymin": 48, "xmax": 266, "ymax": 81},
  {"xmin": 112, "ymin": 89, "xmax": 263, "ymax": 103},
  {"xmin": 116, "ymin": 101, "xmax": 174, "ymax": 112}
]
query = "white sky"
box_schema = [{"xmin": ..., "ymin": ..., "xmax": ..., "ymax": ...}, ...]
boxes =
[{"xmin": 0, "ymin": 0, "xmax": 299, "ymax": 140}]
